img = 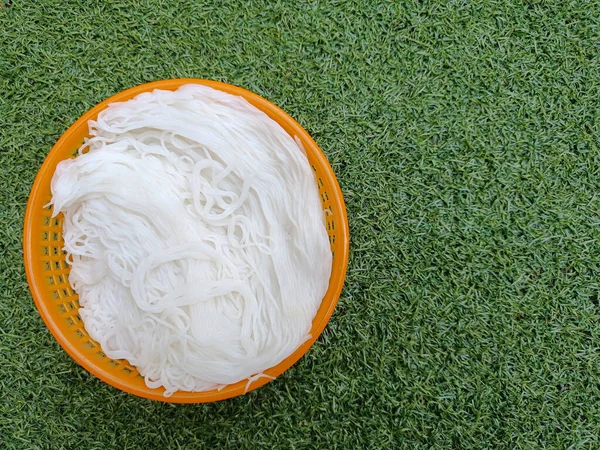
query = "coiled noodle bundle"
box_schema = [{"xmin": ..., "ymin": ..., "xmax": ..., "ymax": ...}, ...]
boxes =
[{"xmin": 50, "ymin": 85, "xmax": 332, "ymax": 396}]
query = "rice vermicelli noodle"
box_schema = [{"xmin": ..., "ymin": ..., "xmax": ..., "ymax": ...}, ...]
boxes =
[{"xmin": 49, "ymin": 84, "xmax": 332, "ymax": 396}]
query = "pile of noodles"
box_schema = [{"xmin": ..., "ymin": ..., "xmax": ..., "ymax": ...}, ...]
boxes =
[{"xmin": 50, "ymin": 84, "xmax": 332, "ymax": 396}]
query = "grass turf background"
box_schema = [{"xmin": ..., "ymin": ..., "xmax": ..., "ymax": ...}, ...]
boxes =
[{"xmin": 2, "ymin": 0, "xmax": 600, "ymax": 448}]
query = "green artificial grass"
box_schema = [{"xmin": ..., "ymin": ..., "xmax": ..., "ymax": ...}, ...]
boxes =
[{"xmin": 2, "ymin": 0, "xmax": 600, "ymax": 448}]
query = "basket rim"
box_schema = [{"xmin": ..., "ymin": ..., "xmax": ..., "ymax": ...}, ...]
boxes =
[{"xmin": 23, "ymin": 78, "xmax": 349, "ymax": 403}]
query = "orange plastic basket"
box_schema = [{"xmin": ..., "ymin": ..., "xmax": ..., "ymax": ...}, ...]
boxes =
[{"xmin": 23, "ymin": 79, "xmax": 349, "ymax": 403}]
